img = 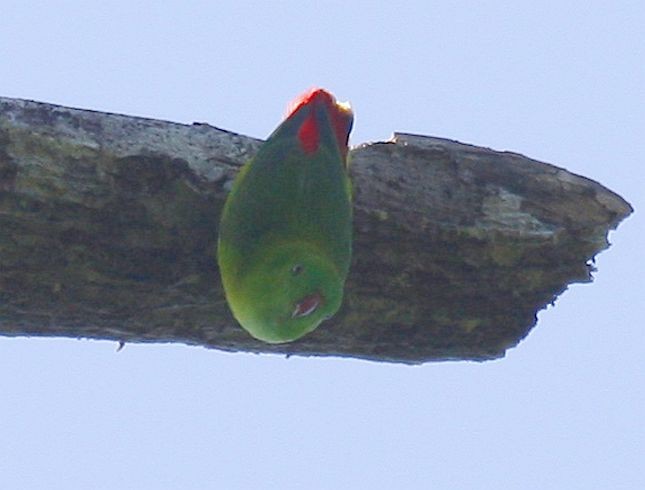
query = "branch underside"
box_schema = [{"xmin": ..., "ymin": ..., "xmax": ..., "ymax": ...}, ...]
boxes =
[{"xmin": 0, "ymin": 97, "xmax": 632, "ymax": 363}]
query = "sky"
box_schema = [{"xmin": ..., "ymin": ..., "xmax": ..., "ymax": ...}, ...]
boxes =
[{"xmin": 1, "ymin": 1, "xmax": 643, "ymax": 489}]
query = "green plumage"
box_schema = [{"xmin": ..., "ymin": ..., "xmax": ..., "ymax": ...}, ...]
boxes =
[{"xmin": 217, "ymin": 89, "xmax": 353, "ymax": 343}]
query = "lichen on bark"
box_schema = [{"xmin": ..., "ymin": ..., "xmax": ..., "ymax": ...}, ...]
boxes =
[{"xmin": 0, "ymin": 97, "xmax": 633, "ymax": 363}]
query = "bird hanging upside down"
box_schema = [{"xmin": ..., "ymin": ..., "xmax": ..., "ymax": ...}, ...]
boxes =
[{"xmin": 217, "ymin": 88, "xmax": 353, "ymax": 343}]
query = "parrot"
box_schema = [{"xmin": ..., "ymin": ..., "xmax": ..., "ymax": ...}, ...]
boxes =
[{"xmin": 217, "ymin": 88, "xmax": 354, "ymax": 343}]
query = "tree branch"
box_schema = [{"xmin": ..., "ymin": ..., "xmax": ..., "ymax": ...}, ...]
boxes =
[{"xmin": 0, "ymin": 97, "xmax": 632, "ymax": 363}]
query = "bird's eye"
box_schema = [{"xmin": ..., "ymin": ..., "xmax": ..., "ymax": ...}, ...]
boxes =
[{"xmin": 291, "ymin": 264, "xmax": 303, "ymax": 275}]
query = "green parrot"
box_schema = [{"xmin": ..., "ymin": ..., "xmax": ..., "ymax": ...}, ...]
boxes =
[{"xmin": 217, "ymin": 88, "xmax": 353, "ymax": 343}]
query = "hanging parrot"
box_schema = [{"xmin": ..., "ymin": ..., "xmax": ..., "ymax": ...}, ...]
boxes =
[{"xmin": 217, "ymin": 88, "xmax": 354, "ymax": 343}]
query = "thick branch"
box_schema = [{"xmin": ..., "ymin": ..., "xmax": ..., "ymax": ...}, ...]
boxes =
[{"xmin": 0, "ymin": 97, "xmax": 632, "ymax": 363}]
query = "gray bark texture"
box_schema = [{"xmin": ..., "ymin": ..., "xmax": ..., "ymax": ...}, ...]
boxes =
[{"xmin": 0, "ymin": 97, "xmax": 633, "ymax": 363}]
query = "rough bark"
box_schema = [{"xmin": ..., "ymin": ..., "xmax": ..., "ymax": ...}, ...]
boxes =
[{"xmin": 0, "ymin": 97, "xmax": 632, "ymax": 363}]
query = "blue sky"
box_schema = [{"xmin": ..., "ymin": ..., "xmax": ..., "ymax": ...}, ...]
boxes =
[{"xmin": 1, "ymin": 1, "xmax": 643, "ymax": 488}]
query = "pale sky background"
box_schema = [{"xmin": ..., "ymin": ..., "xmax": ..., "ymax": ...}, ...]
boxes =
[{"xmin": 1, "ymin": 1, "xmax": 643, "ymax": 489}]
